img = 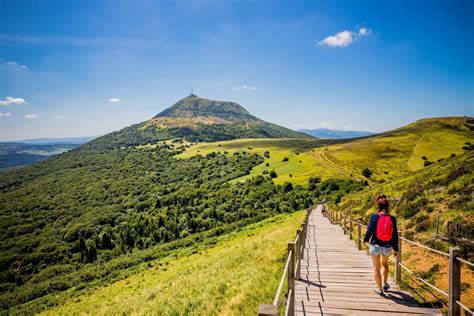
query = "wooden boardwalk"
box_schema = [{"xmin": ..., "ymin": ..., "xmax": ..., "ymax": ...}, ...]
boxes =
[{"xmin": 294, "ymin": 206, "xmax": 441, "ymax": 315}]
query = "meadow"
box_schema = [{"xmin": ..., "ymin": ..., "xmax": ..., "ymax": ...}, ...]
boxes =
[
  {"xmin": 39, "ymin": 211, "xmax": 304, "ymax": 315},
  {"xmin": 177, "ymin": 117, "xmax": 473, "ymax": 185}
]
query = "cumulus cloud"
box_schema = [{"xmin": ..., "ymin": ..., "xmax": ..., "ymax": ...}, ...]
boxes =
[
  {"xmin": 50, "ymin": 115, "xmax": 69, "ymax": 120},
  {"xmin": 0, "ymin": 112, "xmax": 11, "ymax": 117},
  {"xmin": 109, "ymin": 98, "xmax": 121, "ymax": 103},
  {"xmin": 318, "ymin": 27, "xmax": 372, "ymax": 48},
  {"xmin": 0, "ymin": 96, "xmax": 27, "ymax": 106},
  {"xmin": 5, "ymin": 61, "xmax": 28, "ymax": 69},
  {"xmin": 232, "ymin": 85, "xmax": 257, "ymax": 91},
  {"xmin": 25, "ymin": 114, "xmax": 38, "ymax": 119},
  {"xmin": 1, "ymin": 60, "xmax": 28, "ymax": 70}
]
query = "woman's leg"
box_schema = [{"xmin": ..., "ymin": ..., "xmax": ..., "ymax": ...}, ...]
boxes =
[
  {"xmin": 371, "ymin": 254, "xmax": 382, "ymax": 289},
  {"xmin": 381, "ymin": 254, "xmax": 390, "ymax": 285}
]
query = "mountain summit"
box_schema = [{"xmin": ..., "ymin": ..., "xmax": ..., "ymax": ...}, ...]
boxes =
[
  {"xmin": 155, "ymin": 95, "xmax": 260, "ymax": 123},
  {"xmin": 89, "ymin": 95, "xmax": 310, "ymax": 149}
]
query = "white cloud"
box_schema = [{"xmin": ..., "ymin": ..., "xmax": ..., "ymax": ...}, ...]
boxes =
[
  {"xmin": 0, "ymin": 112, "xmax": 11, "ymax": 117},
  {"xmin": 318, "ymin": 27, "xmax": 372, "ymax": 48},
  {"xmin": 318, "ymin": 30, "xmax": 354, "ymax": 47},
  {"xmin": 25, "ymin": 114, "xmax": 39, "ymax": 119},
  {"xmin": 233, "ymin": 85, "xmax": 257, "ymax": 91},
  {"xmin": 2, "ymin": 60, "xmax": 28, "ymax": 70},
  {"xmin": 50, "ymin": 115, "xmax": 69, "ymax": 120},
  {"xmin": 109, "ymin": 98, "xmax": 121, "ymax": 103},
  {"xmin": 358, "ymin": 28, "xmax": 369, "ymax": 36},
  {"xmin": 242, "ymin": 85, "xmax": 257, "ymax": 90},
  {"xmin": 0, "ymin": 96, "xmax": 27, "ymax": 106}
]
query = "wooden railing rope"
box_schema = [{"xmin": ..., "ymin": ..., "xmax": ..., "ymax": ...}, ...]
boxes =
[
  {"xmin": 327, "ymin": 208, "xmax": 473, "ymax": 316},
  {"xmin": 258, "ymin": 207, "xmax": 312, "ymax": 316}
]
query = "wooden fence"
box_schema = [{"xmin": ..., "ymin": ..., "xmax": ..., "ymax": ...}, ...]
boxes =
[{"xmin": 257, "ymin": 207, "xmax": 312, "ymax": 316}]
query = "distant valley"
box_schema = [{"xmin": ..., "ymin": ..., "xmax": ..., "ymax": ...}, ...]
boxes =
[{"xmin": 0, "ymin": 137, "xmax": 97, "ymax": 171}]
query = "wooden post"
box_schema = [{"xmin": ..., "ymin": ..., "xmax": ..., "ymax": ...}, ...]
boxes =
[
  {"xmin": 357, "ymin": 220, "xmax": 362, "ymax": 250},
  {"xmin": 343, "ymin": 216, "xmax": 346, "ymax": 235},
  {"xmin": 339, "ymin": 210, "xmax": 342, "ymax": 226},
  {"xmin": 258, "ymin": 304, "xmax": 277, "ymax": 316},
  {"xmin": 287, "ymin": 241, "xmax": 296, "ymax": 316},
  {"xmin": 296, "ymin": 229, "xmax": 302, "ymax": 280},
  {"xmin": 448, "ymin": 247, "xmax": 461, "ymax": 316},
  {"xmin": 395, "ymin": 236, "xmax": 402, "ymax": 284},
  {"xmin": 349, "ymin": 209, "xmax": 353, "ymax": 240},
  {"xmin": 446, "ymin": 221, "xmax": 450, "ymax": 238},
  {"xmin": 436, "ymin": 217, "xmax": 440, "ymax": 237},
  {"xmin": 301, "ymin": 220, "xmax": 306, "ymax": 259}
]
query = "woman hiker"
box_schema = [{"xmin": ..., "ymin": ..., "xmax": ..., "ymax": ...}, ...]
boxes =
[{"xmin": 363, "ymin": 194, "xmax": 399, "ymax": 295}]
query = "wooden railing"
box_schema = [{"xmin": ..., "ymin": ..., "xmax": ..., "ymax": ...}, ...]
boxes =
[
  {"xmin": 257, "ymin": 207, "xmax": 312, "ymax": 316},
  {"xmin": 326, "ymin": 208, "xmax": 474, "ymax": 316}
]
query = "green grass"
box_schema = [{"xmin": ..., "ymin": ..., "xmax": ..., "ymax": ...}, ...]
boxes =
[
  {"xmin": 176, "ymin": 117, "xmax": 473, "ymax": 185},
  {"xmin": 176, "ymin": 138, "xmax": 330, "ymax": 184},
  {"xmin": 39, "ymin": 211, "xmax": 304, "ymax": 316}
]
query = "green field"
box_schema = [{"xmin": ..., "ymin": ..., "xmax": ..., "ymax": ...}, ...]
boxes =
[
  {"xmin": 177, "ymin": 138, "xmax": 330, "ymax": 184},
  {"xmin": 40, "ymin": 211, "xmax": 304, "ymax": 315},
  {"xmin": 177, "ymin": 117, "xmax": 473, "ymax": 185}
]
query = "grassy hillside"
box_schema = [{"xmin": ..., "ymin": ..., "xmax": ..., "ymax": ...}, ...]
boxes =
[
  {"xmin": 308, "ymin": 117, "xmax": 473, "ymax": 182},
  {"xmin": 177, "ymin": 117, "xmax": 473, "ymax": 185},
  {"xmin": 177, "ymin": 138, "xmax": 330, "ymax": 184},
  {"xmin": 39, "ymin": 211, "xmax": 304, "ymax": 315}
]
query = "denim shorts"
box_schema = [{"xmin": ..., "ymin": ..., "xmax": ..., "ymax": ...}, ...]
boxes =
[{"xmin": 369, "ymin": 244, "xmax": 392, "ymax": 257}]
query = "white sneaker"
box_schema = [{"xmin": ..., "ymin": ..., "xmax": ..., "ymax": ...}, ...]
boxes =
[{"xmin": 374, "ymin": 287, "xmax": 384, "ymax": 296}]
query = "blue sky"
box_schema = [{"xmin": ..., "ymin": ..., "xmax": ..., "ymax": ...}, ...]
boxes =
[{"xmin": 0, "ymin": 0, "xmax": 472, "ymax": 140}]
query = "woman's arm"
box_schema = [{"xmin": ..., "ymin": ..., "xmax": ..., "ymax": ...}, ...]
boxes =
[
  {"xmin": 363, "ymin": 214, "xmax": 376, "ymax": 243},
  {"xmin": 391, "ymin": 217, "xmax": 399, "ymax": 252}
]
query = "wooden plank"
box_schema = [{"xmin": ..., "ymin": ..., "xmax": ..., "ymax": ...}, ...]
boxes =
[
  {"xmin": 295, "ymin": 308, "xmax": 438, "ymax": 316},
  {"xmin": 294, "ymin": 301, "xmax": 441, "ymax": 314}
]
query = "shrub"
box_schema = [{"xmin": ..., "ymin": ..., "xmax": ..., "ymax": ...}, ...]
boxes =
[
  {"xmin": 283, "ymin": 182, "xmax": 293, "ymax": 192},
  {"xmin": 282, "ymin": 157, "xmax": 289, "ymax": 162},
  {"xmin": 362, "ymin": 168, "xmax": 372, "ymax": 178},
  {"xmin": 423, "ymin": 160, "xmax": 432, "ymax": 167}
]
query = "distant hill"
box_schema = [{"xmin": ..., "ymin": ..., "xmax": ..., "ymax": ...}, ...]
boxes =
[
  {"xmin": 88, "ymin": 95, "xmax": 310, "ymax": 150},
  {"xmin": 7, "ymin": 136, "xmax": 98, "ymax": 145},
  {"xmin": 298, "ymin": 128, "xmax": 374, "ymax": 139}
]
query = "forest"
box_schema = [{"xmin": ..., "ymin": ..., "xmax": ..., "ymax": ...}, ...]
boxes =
[{"xmin": 0, "ymin": 141, "xmax": 364, "ymax": 311}]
